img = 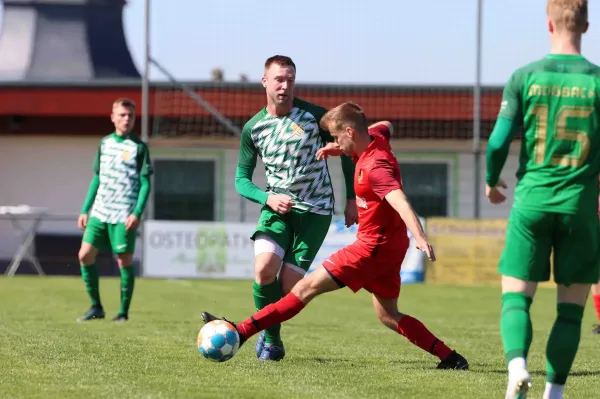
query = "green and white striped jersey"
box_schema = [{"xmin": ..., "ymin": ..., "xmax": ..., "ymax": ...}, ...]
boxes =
[
  {"xmin": 90, "ymin": 133, "xmax": 153, "ymax": 223},
  {"xmin": 238, "ymin": 97, "xmax": 335, "ymax": 215}
]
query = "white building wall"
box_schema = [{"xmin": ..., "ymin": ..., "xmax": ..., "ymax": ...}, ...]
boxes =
[{"xmin": 0, "ymin": 136, "xmax": 519, "ymax": 261}]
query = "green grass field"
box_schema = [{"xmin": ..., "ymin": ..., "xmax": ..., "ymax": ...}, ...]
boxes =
[{"xmin": 1, "ymin": 276, "xmax": 599, "ymax": 398}]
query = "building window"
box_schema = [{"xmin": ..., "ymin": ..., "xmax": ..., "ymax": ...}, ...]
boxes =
[
  {"xmin": 153, "ymin": 159, "xmax": 216, "ymax": 221},
  {"xmin": 399, "ymin": 162, "xmax": 448, "ymax": 217}
]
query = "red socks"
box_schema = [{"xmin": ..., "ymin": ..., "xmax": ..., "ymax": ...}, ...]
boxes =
[
  {"xmin": 235, "ymin": 292, "xmax": 453, "ymax": 363},
  {"xmin": 593, "ymin": 295, "xmax": 600, "ymax": 322},
  {"xmin": 237, "ymin": 292, "xmax": 305, "ymax": 339},
  {"xmin": 396, "ymin": 315, "xmax": 452, "ymax": 361}
]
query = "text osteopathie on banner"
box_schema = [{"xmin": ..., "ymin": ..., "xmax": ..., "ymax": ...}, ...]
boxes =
[
  {"xmin": 143, "ymin": 218, "xmax": 425, "ymax": 282},
  {"xmin": 143, "ymin": 221, "xmax": 256, "ymax": 279}
]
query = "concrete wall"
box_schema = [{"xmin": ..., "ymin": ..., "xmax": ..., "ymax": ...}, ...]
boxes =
[{"xmin": 0, "ymin": 136, "xmax": 518, "ymax": 263}]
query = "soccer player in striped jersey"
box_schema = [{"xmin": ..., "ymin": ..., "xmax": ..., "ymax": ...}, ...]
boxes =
[
  {"xmin": 77, "ymin": 98, "xmax": 153, "ymax": 323},
  {"xmin": 485, "ymin": 1, "xmax": 600, "ymax": 397},
  {"xmin": 234, "ymin": 55, "xmax": 358, "ymax": 361}
]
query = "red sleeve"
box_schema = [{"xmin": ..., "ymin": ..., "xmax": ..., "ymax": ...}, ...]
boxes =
[
  {"xmin": 368, "ymin": 157, "xmax": 400, "ymax": 199},
  {"xmin": 369, "ymin": 124, "xmax": 391, "ymax": 141}
]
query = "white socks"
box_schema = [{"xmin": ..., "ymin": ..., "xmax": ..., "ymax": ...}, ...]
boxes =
[
  {"xmin": 508, "ymin": 357, "xmax": 527, "ymax": 376},
  {"xmin": 543, "ymin": 382, "xmax": 564, "ymax": 399}
]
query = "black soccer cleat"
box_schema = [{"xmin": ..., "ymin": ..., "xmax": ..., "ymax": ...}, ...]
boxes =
[
  {"xmin": 76, "ymin": 306, "xmax": 105, "ymax": 322},
  {"xmin": 437, "ymin": 350, "xmax": 469, "ymax": 370},
  {"xmin": 201, "ymin": 312, "xmax": 247, "ymax": 347},
  {"xmin": 592, "ymin": 324, "xmax": 600, "ymax": 335},
  {"xmin": 112, "ymin": 313, "xmax": 128, "ymax": 322}
]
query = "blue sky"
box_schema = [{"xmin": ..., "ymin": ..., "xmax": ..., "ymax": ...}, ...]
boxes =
[{"xmin": 2, "ymin": 0, "xmax": 600, "ymax": 85}]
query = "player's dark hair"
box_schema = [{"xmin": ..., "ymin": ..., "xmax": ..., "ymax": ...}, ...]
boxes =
[
  {"xmin": 320, "ymin": 102, "xmax": 369, "ymax": 134},
  {"xmin": 264, "ymin": 55, "xmax": 296, "ymax": 71}
]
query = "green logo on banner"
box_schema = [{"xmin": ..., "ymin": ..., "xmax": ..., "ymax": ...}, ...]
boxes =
[{"xmin": 195, "ymin": 225, "xmax": 227, "ymax": 274}]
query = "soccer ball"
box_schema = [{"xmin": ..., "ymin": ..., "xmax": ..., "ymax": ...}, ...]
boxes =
[{"xmin": 197, "ymin": 320, "xmax": 240, "ymax": 362}]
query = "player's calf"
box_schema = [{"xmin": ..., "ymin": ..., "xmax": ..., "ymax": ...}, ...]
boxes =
[{"xmin": 372, "ymin": 294, "xmax": 468, "ymax": 369}]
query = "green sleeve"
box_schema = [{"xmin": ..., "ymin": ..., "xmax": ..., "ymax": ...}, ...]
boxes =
[
  {"xmin": 235, "ymin": 126, "xmax": 268, "ymax": 204},
  {"xmin": 81, "ymin": 145, "xmax": 102, "ymax": 214},
  {"xmin": 132, "ymin": 143, "xmax": 153, "ymax": 217},
  {"xmin": 485, "ymin": 71, "xmax": 522, "ymax": 187},
  {"xmin": 80, "ymin": 174, "xmax": 100, "ymax": 214},
  {"xmin": 92, "ymin": 143, "xmax": 101, "ymax": 173},
  {"xmin": 235, "ymin": 166, "xmax": 269, "ymax": 205},
  {"xmin": 497, "ymin": 71, "xmax": 523, "ymax": 121},
  {"xmin": 486, "ymin": 117, "xmax": 519, "ymax": 187},
  {"xmin": 137, "ymin": 142, "xmax": 154, "ymax": 176},
  {"xmin": 133, "ymin": 176, "xmax": 151, "ymax": 218},
  {"xmin": 238, "ymin": 125, "xmax": 258, "ymax": 168}
]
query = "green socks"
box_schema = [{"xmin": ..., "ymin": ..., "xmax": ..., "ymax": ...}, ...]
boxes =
[
  {"xmin": 81, "ymin": 264, "xmax": 101, "ymax": 307},
  {"xmin": 501, "ymin": 292, "xmax": 585, "ymax": 386},
  {"xmin": 119, "ymin": 266, "xmax": 135, "ymax": 316},
  {"xmin": 500, "ymin": 292, "xmax": 533, "ymax": 362},
  {"xmin": 81, "ymin": 264, "xmax": 135, "ymax": 315},
  {"xmin": 253, "ymin": 280, "xmax": 284, "ymax": 344},
  {"xmin": 546, "ymin": 303, "xmax": 584, "ymax": 385}
]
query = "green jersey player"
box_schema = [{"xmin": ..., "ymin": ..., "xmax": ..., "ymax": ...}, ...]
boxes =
[
  {"xmin": 485, "ymin": 1, "xmax": 600, "ymax": 398},
  {"xmin": 235, "ymin": 55, "xmax": 357, "ymax": 361},
  {"xmin": 77, "ymin": 98, "xmax": 153, "ymax": 323}
]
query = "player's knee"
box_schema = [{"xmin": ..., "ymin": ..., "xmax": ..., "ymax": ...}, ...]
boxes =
[
  {"xmin": 254, "ymin": 254, "xmax": 281, "ymax": 285},
  {"xmin": 117, "ymin": 253, "xmax": 133, "ymax": 268},
  {"xmin": 557, "ymin": 283, "xmax": 591, "ymax": 306},
  {"xmin": 78, "ymin": 246, "xmax": 95, "ymax": 265}
]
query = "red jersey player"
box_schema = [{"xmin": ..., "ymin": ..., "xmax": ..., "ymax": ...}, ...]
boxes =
[{"xmin": 201, "ymin": 102, "xmax": 468, "ymax": 369}]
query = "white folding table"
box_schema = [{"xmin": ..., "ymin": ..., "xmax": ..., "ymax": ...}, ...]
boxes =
[{"xmin": 0, "ymin": 205, "xmax": 47, "ymax": 277}]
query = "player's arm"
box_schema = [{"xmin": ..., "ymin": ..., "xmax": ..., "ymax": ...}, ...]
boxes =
[
  {"xmin": 368, "ymin": 159, "xmax": 427, "ymax": 243},
  {"xmin": 486, "ymin": 72, "xmax": 522, "ymax": 188},
  {"xmin": 234, "ymin": 126, "xmax": 269, "ymax": 205},
  {"xmin": 369, "ymin": 121, "xmax": 393, "ymax": 140},
  {"xmin": 132, "ymin": 143, "xmax": 153, "ymax": 218},
  {"xmin": 80, "ymin": 145, "xmax": 101, "ymax": 215}
]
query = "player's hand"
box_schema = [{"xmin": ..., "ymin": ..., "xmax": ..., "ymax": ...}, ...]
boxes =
[
  {"xmin": 77, "ymin": 214, "xmax": 88, "ymax": 230},
  {"xmin": 316, "ymin": 142, "xmax": 344, "ymax": 160},
  {"xmin": 344, "ymin": 199, "xmax": 358, "ymax": 227},
  {"xmin": 486, "ymin": 179, "xmax": 508, "ymax": 205},
  {"xmin": 266, "ymin": 194, "xmax": 294, "ymax": 215},
  {"xmin": 125, "ymin": 215, "xmax": 140, "ymax": 231},
  {"xmin": 415, "ymin": 238, "xmax": 436, "ymax": 261}
]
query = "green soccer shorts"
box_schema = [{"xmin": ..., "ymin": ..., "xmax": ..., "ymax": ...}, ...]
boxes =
[
  {"xmin": 82, "ymin": 216, "xmax": 137, "ymax": 254},
  {"xmin": 498, "ymin": 207, "xmax": 600, "ymax": 285},
  {"xmin": 252, "ymin": 206, "xmax": 332, "ymax": 272}
]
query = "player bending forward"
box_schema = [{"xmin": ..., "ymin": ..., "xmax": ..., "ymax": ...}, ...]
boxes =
[
  {"xmin": 77, "ymin": 98, "xmax": 153, "ymax": 322},
  {"xmin": 486, "ymin": 1, "xmax": 600, "ymax": 398},
  {"xmin": 203, "ymin": 102, "xmax": 469, "ymax": 370}
]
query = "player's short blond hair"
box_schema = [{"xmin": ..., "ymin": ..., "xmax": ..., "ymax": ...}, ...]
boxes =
[
  {"xmin": 320, "ymin": 102, "xmax": 368, "ymax": 134},
  {"xmin": 547, "ymin": 0, "xmax": 588, "ymax": 33},
  {"xmin": 112, "ymin": 98, "xmax": 136, "ymax": 111}
]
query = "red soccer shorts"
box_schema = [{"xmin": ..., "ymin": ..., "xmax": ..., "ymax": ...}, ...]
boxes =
[{"xmin": 323, "ymin": 238, "xmax": 409, "ymax": 299}]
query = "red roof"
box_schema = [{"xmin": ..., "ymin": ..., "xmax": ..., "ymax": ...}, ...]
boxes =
[{"xmin": 0, "ymin": 82, "xmax": 504, "ymax": 121}]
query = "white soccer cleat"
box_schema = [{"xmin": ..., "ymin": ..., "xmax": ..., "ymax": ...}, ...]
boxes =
[{"xmin": 505, "ymin": 369, "xmax": 532, "ymax": 399}]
